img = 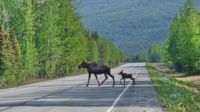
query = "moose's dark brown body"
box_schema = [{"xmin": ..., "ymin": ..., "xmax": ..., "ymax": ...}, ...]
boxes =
[{"xmin": 78, "ymin": 60, "xmax": 115, "ymax": 87}]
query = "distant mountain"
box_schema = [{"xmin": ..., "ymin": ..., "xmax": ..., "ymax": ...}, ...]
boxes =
[{"xmin": 75, "ymin": 0, "xmax": 200, "ymax": 56}]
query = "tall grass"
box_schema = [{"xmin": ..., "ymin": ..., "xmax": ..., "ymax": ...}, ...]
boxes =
[{"xmin": 147, "ymin": 64, "xmax": 200, "ymax": 112}]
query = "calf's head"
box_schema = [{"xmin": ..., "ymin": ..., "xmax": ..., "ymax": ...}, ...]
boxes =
[{"xmin": 119, "ymin": 70, "xmax": 124, "ymax": 75}]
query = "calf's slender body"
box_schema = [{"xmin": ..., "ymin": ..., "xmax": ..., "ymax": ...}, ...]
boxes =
[{"xmin": 119, "ymin": 70, "xmax": 136, "ymax": 87}]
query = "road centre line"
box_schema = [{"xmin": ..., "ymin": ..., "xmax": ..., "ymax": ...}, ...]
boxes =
[{"xmin": 107, "ymin": 63, "xmax": 141, "ymax": 112}]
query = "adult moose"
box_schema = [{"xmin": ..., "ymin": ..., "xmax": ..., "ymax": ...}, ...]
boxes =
[{"xmin": 78, "ymin": 60, "xmax": 115, "ymax": 87}]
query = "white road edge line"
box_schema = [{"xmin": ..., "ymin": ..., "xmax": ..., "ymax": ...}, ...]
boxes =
[
  {"xmin": 106, "ymin": 81, "xmax": 131, "ymax": 112},
  {"xmin": 107, "ymin": 63, "xmax": 141, "ymax": 112}
]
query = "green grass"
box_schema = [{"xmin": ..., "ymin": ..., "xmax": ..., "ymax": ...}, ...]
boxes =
[{"xmin": 147, "ymin": 64, "xmax": 200, "ymax": 112}]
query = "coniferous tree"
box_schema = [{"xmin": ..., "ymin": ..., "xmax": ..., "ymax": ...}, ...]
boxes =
[
  {"xmin": 0, "ymin": 28, "xmax": 21, "ymax": 86},
  {"xmin": 164, "ymin": 0, "xmax": 200, "ymax": 74},
  {"xmin": 0, "ymin": 0, "xmax": 124, "ymax": 87}
]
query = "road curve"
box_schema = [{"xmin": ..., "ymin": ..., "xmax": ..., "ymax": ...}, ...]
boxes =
[{"xmin": 0, "ymin": 63, "xmax": 164, "ymax": 112}]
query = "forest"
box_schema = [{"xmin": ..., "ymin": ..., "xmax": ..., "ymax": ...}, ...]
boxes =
[
  {"xmin": 76, "ymin": 0, "xmax": 200, "ymax": 56},
  {"xmin": 0, "ymin": 0, "xmax": 124, "ymax": 87},
  {"xmin": 147, "ymin": 0, "xmax": 200, "ymax": 74}
]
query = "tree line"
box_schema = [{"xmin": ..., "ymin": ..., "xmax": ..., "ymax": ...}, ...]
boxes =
[
  {"xmin": 0, "ymin": 0, "xmax": 124, "ymax": 87},
  {"xmin": 147, "ymin": 0, "xmax": 200, "ymax": 75}
]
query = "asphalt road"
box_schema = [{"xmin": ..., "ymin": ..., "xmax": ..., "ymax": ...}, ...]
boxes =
[{"xmin": 0, "ymin": 63, "xmax": 164, "ymax": 112}]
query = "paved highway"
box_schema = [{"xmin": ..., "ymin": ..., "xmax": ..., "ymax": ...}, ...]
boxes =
[{"xmin": 0, "ymin": 63, "xmax": 164, "ymax": 112}]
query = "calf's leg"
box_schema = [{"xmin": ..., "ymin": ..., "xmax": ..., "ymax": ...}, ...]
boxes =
[
  {"xmin": 131, "ymin": 77, "xmax": 136, "ymax": 86},
  {"xmin": 124, "ymin": 78, "xmax": 125, "ymax": 87},
  {"xmin": 120, "ymin": 78, "xmax": 123, "ymax": 84}
]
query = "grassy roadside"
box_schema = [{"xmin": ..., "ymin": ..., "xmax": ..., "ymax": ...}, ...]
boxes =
[{"xmin": 147, "ymin": 63, "xmax": 200, "ymax": 112}]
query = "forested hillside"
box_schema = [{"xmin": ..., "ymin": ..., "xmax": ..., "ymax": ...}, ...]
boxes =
[
  {"xmin": 0, "ymin": 0, "xmax": 123, "ymax": 87},
  {"xmin": 147, "ymin": 0, "xmax": 200, "ymax": 74},
  {"xmin": 76, "ymin": 0, "xmax": 200, "ymax": 56}
]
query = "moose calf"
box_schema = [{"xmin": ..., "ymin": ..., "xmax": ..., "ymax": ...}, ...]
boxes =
[{"xmin": 119, "ymin": 70, "xmax": 136, "ymax": 87}]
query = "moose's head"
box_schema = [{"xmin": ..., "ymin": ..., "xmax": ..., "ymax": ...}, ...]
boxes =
[{"xmin": 78, "ymin": 60, "xmax": 88, "ymax": 69}]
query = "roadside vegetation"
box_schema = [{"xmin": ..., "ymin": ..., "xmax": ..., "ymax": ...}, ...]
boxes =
[
  {"xmin": 148, "ymin": 63, "xmax": 200, "ymax": 112},
  {"xmin": 0, "ymin": 0, "xmax": 124, "ymax": 87},
  {"xmin": 146, "ymin": 0, "xmax": 200, "ymax": 112},
  {"xmin": 147, "ymin": 0, "xmax": 200, "ymax": 75}
]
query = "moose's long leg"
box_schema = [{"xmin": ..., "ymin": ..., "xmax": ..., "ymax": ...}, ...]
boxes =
[
  {"xmin": 87, "ymin": 73, "xmax": 91, "ymax": 87},
  {"xmin": 101, "ymin": 74, "xmax": 108, "ymax": 85},
  {"xmin": 94, "ymin": 74, "xmax": 100, "ymax": 86},
  {"xmin": 108, "ymin": 73, "xmax": 115, "ymax": 87}
]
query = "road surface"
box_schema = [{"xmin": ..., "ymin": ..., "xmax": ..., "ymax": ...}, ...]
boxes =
[{"xmin": 0, "ymin": 63, "xmax": 164, "ymax": 112}]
